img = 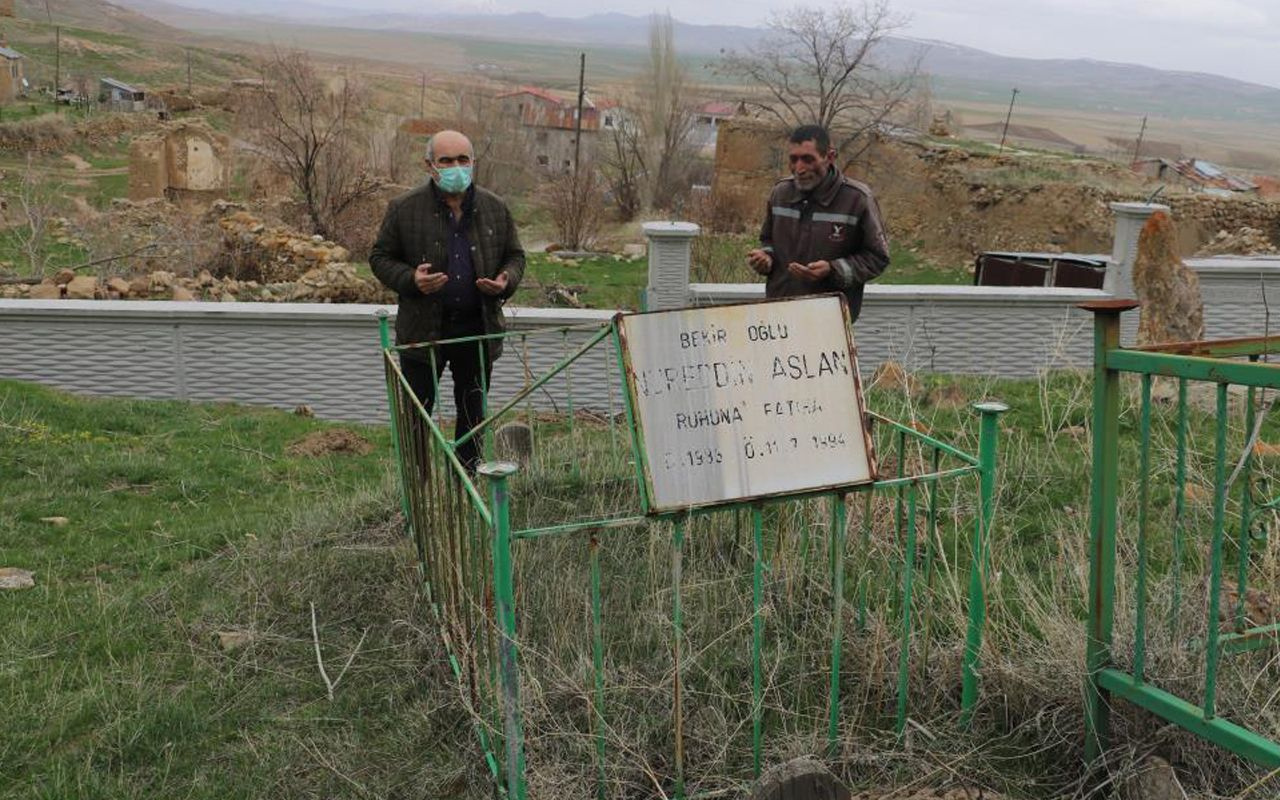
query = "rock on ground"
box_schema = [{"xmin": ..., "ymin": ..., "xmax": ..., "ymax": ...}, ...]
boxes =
[
  {"xmin": 1133, "ymin": 211, "xmax": 1204, "ymax": 346},
  {"xmin": 0, "ymin": 567, "xmax": 36, "ymax": 590}
]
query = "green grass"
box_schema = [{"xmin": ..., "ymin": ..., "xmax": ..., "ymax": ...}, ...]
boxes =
[
  {"xmin": 0, "ymin": 228, "xmax": 90, "ymax": 276},
  {"xmin": 0, "ymin": 380, "xmax": 486, "ymax": 798},
  {"xmin": 89, "ymin": 172, "xmax": 130, "ymax": 209},
  {"xmin": 427, "ymin": 366, "xmax": 1280, "ymax": 797},
  {"xmin": 6, "ymin": 362, "xmax": 1280, "ymax": 796},
  {"xmin": 689, "ymin": 232, "xmax": 965, "ymax": 287},
  {"xmin": 522, "ymin": 251, "xmax": 647, "ymax": 310}
]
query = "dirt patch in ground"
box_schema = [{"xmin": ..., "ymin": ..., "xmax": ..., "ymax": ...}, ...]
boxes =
[
  {"xmin": 63, "ymin": 153, "xmax": 92, "ymax": 171},
  {"xmin": 285, "ymin": 429, "xmax": 375, "ymax": 457}
]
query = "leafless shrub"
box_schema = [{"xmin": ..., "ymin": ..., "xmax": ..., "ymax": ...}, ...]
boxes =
[
  {"xmin": 9, "ymin": 155, "xmax": 61, "ymax": 275},
  {"xmin": 239, "ymin": 50, "xmax": 384, "ymax": 242},
  {"xmin": 544, "ymin": 169, "xmax": 605, "ymax": 251}
]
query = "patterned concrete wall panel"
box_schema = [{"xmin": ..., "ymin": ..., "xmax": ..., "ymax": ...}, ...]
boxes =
[
  {"xmin": 1195, "ymin": 271, "xmax": 1280, "ymax": 341},
  {"xmin": 426, "ymin": 324, "xmax": 623, "ymax": 427},
  {"xmin": 0, "ymin": 318, "xmax": 179, "ymax": 400},
  {"xmin": 690, "ymin": 284, "xmax": 1104, "ymax": 377},
  {"xmin": 179, "ymin": 321, "xmax": 386, "ymax": 422},
  {"xmin": 873, "ymin": 300, "xmax": 1093, "ymax": 376}
]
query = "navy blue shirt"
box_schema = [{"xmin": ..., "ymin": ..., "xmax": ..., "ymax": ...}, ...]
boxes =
[{"xmin": 439, "ymin": 186, "xmax": 481, "ymax": 316}]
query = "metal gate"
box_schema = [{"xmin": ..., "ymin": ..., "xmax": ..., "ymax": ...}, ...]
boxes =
[{"xmin": 1082, "ymin": 300, "xmax": 1280, "ymax": 769}]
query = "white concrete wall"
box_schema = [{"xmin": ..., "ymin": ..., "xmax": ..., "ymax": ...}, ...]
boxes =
[
  {"xmin": 1, "ymin": 258, "xmax": 1275, "ymax": 423},
  {"xmin": 0, "ymin": 300, "xmax": 618, "ymax": 424},
  {"xmin": 1188, "ymin": 256, "xmax": 1280, "ymax": 340},
  {"xmin": 692, "ymin": 284, "xmax": 1106, "ymax": 376}
]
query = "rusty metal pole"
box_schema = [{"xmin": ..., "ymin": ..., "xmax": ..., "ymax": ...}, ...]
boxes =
[{"xmin": 1081, "ymin": 299, "xmax": 1138, "ymax": 762}]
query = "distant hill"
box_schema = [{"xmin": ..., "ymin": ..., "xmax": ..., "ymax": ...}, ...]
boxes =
[
  {"xmin": 15, "ymin": 0, "xmax": 181, "ymax": 38},
  {"xmin": 6, "ymin": 0, "xmax": 256, "ymax": 91},
  {"xmin": 110, "ymin": 3, "xmax": 1280, "ymax": 124}
]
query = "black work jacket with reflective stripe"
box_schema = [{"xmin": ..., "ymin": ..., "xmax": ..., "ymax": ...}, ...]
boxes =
[{"xmin": 758, "ymin": 166, "xmax": 890, "ymax": 320}]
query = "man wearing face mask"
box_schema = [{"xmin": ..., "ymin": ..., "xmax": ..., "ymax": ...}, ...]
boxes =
[
  {"xmin": 746, "ymin": 124, "xmax": 890, "ymax": 321},
  {"xmin": 371, "ymin": 129, "xmax": 525, "ymax": 471}
]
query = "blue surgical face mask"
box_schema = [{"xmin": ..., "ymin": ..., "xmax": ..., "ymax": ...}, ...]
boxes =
[{"xmin": 435, "ymin": 165, "xmax": 473, "ymax": 194}]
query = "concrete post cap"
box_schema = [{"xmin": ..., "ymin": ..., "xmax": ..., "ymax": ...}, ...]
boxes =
[
  {"xmin": 1108, "ymin": 202, "xmax": 1170, "ymax": 217},
  {"xmin": 973, "ymin": 401, "xmax": 1010, "ymax": 414},
  {"xmin": 641, "ymin": 221, "xmax": 701, "ymax": 238},
  {"xmin": 477, "ymin": 461, "xmax": 520, "ymax": 478}
]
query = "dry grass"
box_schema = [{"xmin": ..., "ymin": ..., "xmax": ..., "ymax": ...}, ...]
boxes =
[{"xmin": 432, "ymin": 366, "xmax": 1280, "ymax": 799}]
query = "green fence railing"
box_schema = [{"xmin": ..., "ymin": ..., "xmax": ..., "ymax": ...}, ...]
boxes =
[
  {"xmin": 1082, "ymin": 300, "xmax": 1280, "ymax": 770},
  {"xmin": 380, "ymin": 312, "xmax": 1006, "ymax": 798}
]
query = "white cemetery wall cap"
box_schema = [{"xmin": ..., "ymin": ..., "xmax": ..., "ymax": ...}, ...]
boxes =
[
  {"xmin": 642, "ymin": 221, "xmax": 701, "ymax": 239},
  {"xmin": 1108, "ymin": 202, "xmax": 1170, "ymax": 218}
]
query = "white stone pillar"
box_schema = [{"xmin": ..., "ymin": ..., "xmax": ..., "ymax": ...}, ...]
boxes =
[
  {"xmin": 643, "ymin": 221, "xmax": 700, "ymax": 311},
  {"xmin": 1107, "ymin": 202, "xmax": 1169, "ymax": 298},
  {"xmin": 1108, "ymin": 202, "xmax": 1169, "ymax": 346}
]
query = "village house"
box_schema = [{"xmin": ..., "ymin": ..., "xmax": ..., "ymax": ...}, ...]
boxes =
[
  {"xmin": 1132, "ymin": 156, "xmax": 1258, "ymax": 196},
  {"xmin": 688, "ymin": 100, "xmax": 736, "ymax": 154},
  {"xmin": 100, "ymin": 77, "xmax": 146, "ymax": 112},
  {"xmin": 498, "ymin": 86, "xmax": 613, "ymax": 173},
  {"xmin": 0, "ymin": 43, "xmax": 24, "ymax": 103}
]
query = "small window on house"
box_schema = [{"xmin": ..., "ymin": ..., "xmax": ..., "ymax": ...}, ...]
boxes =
[
  {"xmin": 700, "ymin": 116, "xmax": 713, "ymax": 125},
  {"xmin": 563, "ymin": 159, "xmax": 571, "ymax": 168},
  {"xmin": 604, "ymin": 115, "xmax": 614, "ymax": 127},
  {"xmin": 537, "ymin": 155, "xmax": 549, "ymax": 166}
]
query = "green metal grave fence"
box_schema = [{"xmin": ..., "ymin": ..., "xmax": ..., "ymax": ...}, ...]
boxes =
[
  {"xmin": 1082, "ymin": 301, "xmax": 1280, "ymax": 770},
  {"xmin": 379, "ymin": 312, "xmax": 1006, "ymax": 798}
]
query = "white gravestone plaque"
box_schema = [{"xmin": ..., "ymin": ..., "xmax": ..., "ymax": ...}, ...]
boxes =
[{"xmin": 618, "ymin": 294, "xmax": 876, "ymax": 512}]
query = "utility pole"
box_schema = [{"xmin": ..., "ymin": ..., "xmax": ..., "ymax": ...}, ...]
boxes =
[
  {"xmin": 419, "ymin": 72, "xmax": 425, "ymax": 118},
  {"xmin": 998, "ymin": 87, "xmax": 1019, "ymax": 153},
  {"xmin": 186, "ymin": 49, "xmax": 192, "ymax": 94},
  {"xmin": 1131, "ymin": 115, "xmax": 1148, "ymax": 165},
  {"xmin": 572, "ymin": 52, "xmax": 585, "ymax": 184}
]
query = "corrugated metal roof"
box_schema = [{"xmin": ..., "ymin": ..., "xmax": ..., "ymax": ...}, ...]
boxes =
[
  {"xmin": 0, "ymin": 46, "xmax": 23, "ymax": 60},
  {"xmin": 1192, "ymin": 159, "xmax": 1224, "ymax": 178},
  {"xmin": 101, "ymin": 77, "xmax": 141, "ymax": 93}
]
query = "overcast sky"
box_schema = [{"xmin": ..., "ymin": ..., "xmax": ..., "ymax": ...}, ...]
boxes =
[{"xmin": 275, "ymin": 0, "xmax": 1280, "ymax": 88}]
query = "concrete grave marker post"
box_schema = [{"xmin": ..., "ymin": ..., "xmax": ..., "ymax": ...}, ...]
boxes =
[{"xmin": 643, "ymin": 221, "xmax": 699, "ymax": 311}]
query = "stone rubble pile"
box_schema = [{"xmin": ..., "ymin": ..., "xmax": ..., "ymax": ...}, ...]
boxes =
[
  {"xmin": 1, "ymin": 263, "xmax": 391, "ymax": 304},
  {"xmin": 1194, "ymin": 226, "xmax": 1279, "ymax": 256},
  {"xmin": 215, "ymin": 209, "xmax": 352, "ymax": 284}
]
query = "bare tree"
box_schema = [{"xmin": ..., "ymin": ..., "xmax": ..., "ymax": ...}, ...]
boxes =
[
  {"xmin": 643, "ymin": 13, "xmax": 695, "ymax": 205},
  {"xmin": 600, "ymin": 113, "xmax": 645, "ymax": 220},
  {"xmin": 11, "ymin": 155, "xmax": 58, "ymax": 276},
  {"xmin": 716, "ymin": 1, "xmax": 920, "ymax": 159},
  {"xmin": 241, "ymin": 51, "xmax": 383, "ymax": 240},
  {"xmin": 545, "ymin": 167, "xmax": 604, "ymax": 251},
  {"xmin": 599, "ymin": 13, "xmax": 696, "ymax": 216}
]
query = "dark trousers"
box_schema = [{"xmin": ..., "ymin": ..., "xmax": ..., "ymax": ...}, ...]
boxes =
[{"xmin": 400, "ymin": 324, "xmax": 493, "ymax": 472}]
